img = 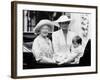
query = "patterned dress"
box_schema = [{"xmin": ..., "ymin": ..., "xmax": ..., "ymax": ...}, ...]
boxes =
[{"xmin": 32, "ymin": 35, "xmax": 54, "ymax": 62}]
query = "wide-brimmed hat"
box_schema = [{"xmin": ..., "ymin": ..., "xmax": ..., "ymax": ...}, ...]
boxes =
[
  {"xmin": 33, "ymin": 19, "xmax": 54, "ymax": 34},
  {"xmin": 54, "ymin": 15, "xmax": 72, "ymax": 23}
]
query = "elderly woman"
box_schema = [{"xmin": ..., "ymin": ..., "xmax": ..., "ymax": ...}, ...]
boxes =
[{"xmin": 32, "ymin": 19, "xmax": 56, "ymax": 64}]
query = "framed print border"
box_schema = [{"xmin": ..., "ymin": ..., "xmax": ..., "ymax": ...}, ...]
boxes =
[{"xmin": 11, "ymin": 1, "xmax": 98, "ymax": 79}]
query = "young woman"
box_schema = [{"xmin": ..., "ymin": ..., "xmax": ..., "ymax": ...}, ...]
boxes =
[{"xmin": 52, "ymin": 15, "xmax": 78, "ymax": 65}]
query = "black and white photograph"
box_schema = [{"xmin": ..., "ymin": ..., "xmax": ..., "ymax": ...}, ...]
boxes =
[
  {"xmin": 23, "ymin": 10, "xmax": 91, "ymax": 69},
  {"xmin": 11, "ymin": 1, "xmax": 97, "ymax": 78}
]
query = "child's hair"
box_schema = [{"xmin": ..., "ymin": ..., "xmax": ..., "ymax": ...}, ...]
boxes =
[{"xmin": 72, "ymin": 36, "xmax": 82, "ymax": 45}]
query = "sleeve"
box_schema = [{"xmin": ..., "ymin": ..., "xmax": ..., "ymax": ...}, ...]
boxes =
[
  {"xmin": 77, "ymin": 46, "xmax": 85, "ymax": 58},
  {"xmin": 52, "ymin": 33, "xmax": 60, "ymax": 55},
  {"xmin": 32, "ymin": 38, "xmax": 42, "ymax": 61},
  {"xmin": 71, "ymin": 46, "xmax": 84, "ymax": 64}
]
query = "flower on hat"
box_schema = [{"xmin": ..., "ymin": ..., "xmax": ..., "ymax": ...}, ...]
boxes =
[{"xmin": 33, "ymin": 19, "xmax": 54, "ymax": 34}]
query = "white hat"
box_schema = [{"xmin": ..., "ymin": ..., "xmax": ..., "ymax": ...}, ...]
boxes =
[
  {"xmin": 54, "ymin": 15, "xmax": 72, "ymax": 23},
  {"xmin": 33, "ymin": 19, "xmax": 54, "ymax": 34}
]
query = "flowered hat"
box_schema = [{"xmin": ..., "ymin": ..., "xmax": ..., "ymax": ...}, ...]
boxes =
[{"xmin": 33, "ymin": 19, "xmax": 54, "ymax": 34}]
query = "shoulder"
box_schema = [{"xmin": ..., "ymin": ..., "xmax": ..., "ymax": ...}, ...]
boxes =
[
  {"xmin": 68, "ymin": 31, "xmax": 78, "ymax": 39},
  {"xmin": 68, "ymin": 30, "xmax": 78, "ymax": 36},
  {"xmin": 33, "ymin": 36, "xmax": 40, "ymax": 44},
  {"xmin": 52, "ymin": 29, "xmax": 61, "ymax": 34},
  {"xmin": 34, "ymin": 36, "xmax": 39, "ymax": 41},
  {"xmin": 52, "ymin": 29, "xmax": 61, "ymax": 37}
]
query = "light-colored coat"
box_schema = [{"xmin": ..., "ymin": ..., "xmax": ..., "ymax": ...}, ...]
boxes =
[
  {"xmin": 32, "ymin": 35, "xmax": 54, "ymax": 61},
  {"xmin": 52, "ymin": 29, "xmax": 77, "ymax": 61}
]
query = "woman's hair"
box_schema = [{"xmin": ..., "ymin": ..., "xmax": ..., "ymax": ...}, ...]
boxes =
[
  {"xmin": 40, "ymin": 24, "xmax": 51, "ymax": 31},
  {"xmin": 72, "ymin": 36, "xmax": 82, "ymax": 45}
]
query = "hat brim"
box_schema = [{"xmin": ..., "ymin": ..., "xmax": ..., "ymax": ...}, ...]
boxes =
[
  {"xmin": 33, "ymin": 20, "xmax": 54, "ymax": 34},
  {"xmin": 54, "ymin": 19, "xmax": 72, "ymax": 23}
]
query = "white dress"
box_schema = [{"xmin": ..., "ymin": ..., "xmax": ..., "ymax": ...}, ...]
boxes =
[
  {"xmin": 32, "ymin": 35, "xmax": 54, "ymax": 62},
  {"xmin": 71, "ymin": 45, "xmax": 84, "ymax": 58},
  {"xmin": 70, "ymin": 44, "xmax": 84, "ymax": 64},
  {"xmin": 52, "ymin": 29, "xmax": 78, "ymax": 63}
]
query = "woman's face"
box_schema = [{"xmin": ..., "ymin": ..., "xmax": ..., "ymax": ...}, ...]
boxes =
[
  {"xmin": 40, "ymin": 25, "xmax": 50, "ymax": 37},
  {"xmin": 73, "ymin": 42, "xmax": 79, "ymax": 48},
  {"xmin": 59, "ymin": 21, "xmax": 70, "ymax": 30}
]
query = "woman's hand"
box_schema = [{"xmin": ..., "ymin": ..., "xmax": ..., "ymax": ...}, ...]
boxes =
[
  {"xmin": 57, "ymin": 58, "xmax": 70, "ymax": 65},
  {"xmin": 70, "ymin": 58, "xmax": 80, "ymax": 64},
  {"xmin": 57, "ymin": 61, "xmax": 65, "ymax": 65},
  {"xmin": 39, "ymin": 56, "xmax": 57, "ymax": 64}
]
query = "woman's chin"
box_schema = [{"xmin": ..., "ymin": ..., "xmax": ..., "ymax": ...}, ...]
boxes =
[
  {"xmin": 62, "ymin": 28, "xmax": 68, "ymax": 30},
  {"xmin": 41, "ymin": 34, "xmax": 48, "ymax": 37}
]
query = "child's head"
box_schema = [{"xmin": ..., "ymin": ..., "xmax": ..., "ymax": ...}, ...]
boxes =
[{"xmin": 72, "ymin": 36, "xmax": 82, "ymax": 48}]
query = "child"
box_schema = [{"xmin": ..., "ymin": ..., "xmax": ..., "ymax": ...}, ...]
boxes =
[
  {"xmin": 56, "ymin": 35, "xmax": 84, "ymax": 65},
  {"xmin": 70, "ymin": 35, "xmax": 84, "ymax": 64}
]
